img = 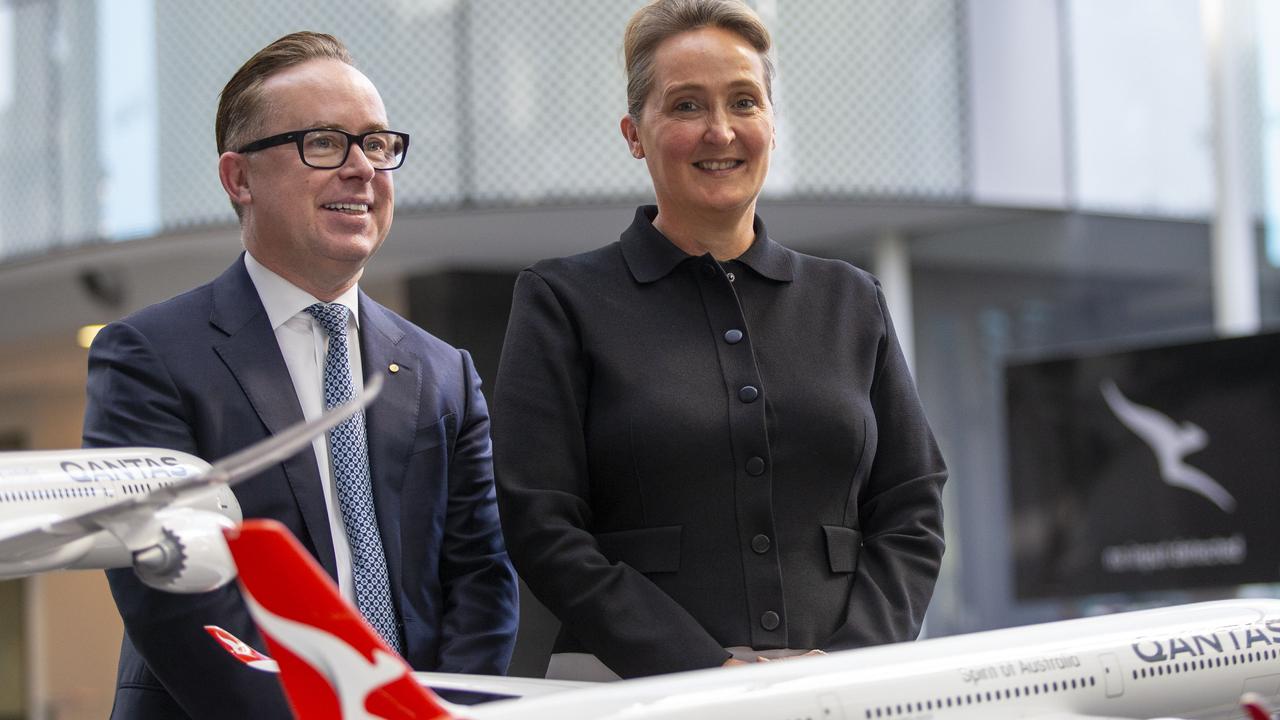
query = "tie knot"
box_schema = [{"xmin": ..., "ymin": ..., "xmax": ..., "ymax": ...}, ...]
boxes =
[{"xmin": 306, "ymin": 303, "xmax": 350, "ymax": 338}]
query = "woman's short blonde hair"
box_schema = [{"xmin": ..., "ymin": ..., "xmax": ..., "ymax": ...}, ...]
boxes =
[{"xmin": 622, "ymin": 0, "xmax": 774, "ymax": 120}]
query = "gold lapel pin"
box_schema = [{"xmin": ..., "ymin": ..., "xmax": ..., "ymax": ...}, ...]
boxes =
[{"xmin": 388, "ymin": 363, "xmax": 400, "ymax": 374}]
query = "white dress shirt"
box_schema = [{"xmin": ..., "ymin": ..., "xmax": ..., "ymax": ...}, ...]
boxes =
[{"xmin": 243, "ymin": 251, "xmax": 360, "ymax": 602}]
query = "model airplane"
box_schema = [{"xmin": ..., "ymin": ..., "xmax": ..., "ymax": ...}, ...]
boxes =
[
  {"xmin": 219, "ymin": 518, "xmax": 1280, "ymax": 720},
  {"xmin": 0, "ymin": 375, "xmax": 381, "ymax": 593}
]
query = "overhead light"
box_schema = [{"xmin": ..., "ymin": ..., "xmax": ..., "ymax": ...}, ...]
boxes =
[{"xmin": 77, "ymin": 324, "xmax": 106, "ymax": 349}]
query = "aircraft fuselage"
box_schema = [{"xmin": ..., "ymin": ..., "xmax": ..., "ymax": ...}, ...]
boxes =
[
  {"xmin": 473, "ymin": 600, "xmax": 1280, "ymax": 720},
  {"xmin": 0, "ymin": 448, "xmax": 238, "ymax": 577}
]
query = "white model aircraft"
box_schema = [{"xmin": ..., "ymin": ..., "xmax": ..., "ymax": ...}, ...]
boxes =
[
  {"xmin": 0, "ymin": 375, "xmax": 381, "ymax": 593},
  {"xmin": 217, "ymin": 517, "xmax": 1280, "ymax": 720}
]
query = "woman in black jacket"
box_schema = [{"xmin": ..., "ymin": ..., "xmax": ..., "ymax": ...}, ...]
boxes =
[{"xmin": 491, "ymin": 0, "xmax": 946, "ymax": 681}]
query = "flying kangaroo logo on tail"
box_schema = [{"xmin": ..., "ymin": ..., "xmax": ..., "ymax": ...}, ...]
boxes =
[
  {"xmin": 1100, "ymin": 379, "xmax": 1235, "ymax": 513},
  {"xmin": 241, "ymin": 592, "xmax": 406, "ymax": 720},
  {"xmin": 224, "ymin": 520, "xmax": 450, "ymax": 720}
]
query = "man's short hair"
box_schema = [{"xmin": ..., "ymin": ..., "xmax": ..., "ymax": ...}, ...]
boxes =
[{"xmin": 215, "ymin": 32, "xmax": 353, "ymax": 218}]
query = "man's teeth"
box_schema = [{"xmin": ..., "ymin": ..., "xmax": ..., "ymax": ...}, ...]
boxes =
[
  {"xmin": 323, "ymin": 202, "xmax": 369, "ymax": 213},
  {"xmin": 696, "ymin": 160, "xmax": 740, "ymax": 171}
]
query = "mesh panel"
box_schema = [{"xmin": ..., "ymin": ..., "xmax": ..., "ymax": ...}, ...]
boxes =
[
  {"xmin": 155, "ymin": 0, "xmax": 466, "ymax": 228},
  {"xmin": 468, "ymin": 0, "xmax": 649, "ymax": 204},
  {"xmin": 768, "ymin": 0, "xmax": 966, "ymax": 199},
  {"xmin": 1, "ymin": 0, "xmax": 971, "ymax": 260},
  {"xmin": 0, "ymin": 0, "xmax": 99, "ymax": 258}
]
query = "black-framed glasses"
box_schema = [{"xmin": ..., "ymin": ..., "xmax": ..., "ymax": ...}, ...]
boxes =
[{"xmin": 237, "ymin": 128, "xmax": 410, "ymax": 170}]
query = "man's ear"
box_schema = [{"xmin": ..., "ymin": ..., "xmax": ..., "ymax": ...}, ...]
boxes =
[
  {"xmin": 620, "ymin": 114, "xmax": 644, "ymax": 159},
  {"xmin": 218, "ymin": 152, "xmax": 253, "ymax": 206}
]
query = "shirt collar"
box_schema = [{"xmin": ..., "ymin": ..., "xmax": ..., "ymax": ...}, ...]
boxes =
[
  {"xmin": 619, "ymin": 205, "xmax": 794, "ymax": 284},
  {"xmin": 243, "ymin": 251, "xmax": 360, "ymax": 331}
]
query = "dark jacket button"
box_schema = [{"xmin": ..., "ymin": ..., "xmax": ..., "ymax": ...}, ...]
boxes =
[
  {"xmin": 738, "ymin": 385, "xmax": 759, "ymax": 403},
  {"xmin": 724, "ymin": 329, "xmax": 743, "ymax": 344},
  {"xmin": 751, "ymin": 534, "xmax": 771, "ymax": 554},
  {"xmin": 746, "ymin": 457, "xmax": 765, "ymax": 476},
  {"xmin": 761, "ymin": 611, "xmax": 780, "ymax": 630}
]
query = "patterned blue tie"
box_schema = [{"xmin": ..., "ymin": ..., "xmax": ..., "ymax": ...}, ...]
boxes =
[{"xmin": 305, "ymin": 302, "xmax": 401, "ymax": 653}]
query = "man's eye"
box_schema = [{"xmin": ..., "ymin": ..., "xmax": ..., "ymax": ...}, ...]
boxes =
[
  {"xmin": 674, "ymin": 101, "xmax": 698, "ymax": 112},
  {"xmin": 365, "ymin": 139, "xmax": 387, "ymax": 152},
  {"xmin": 735, "ymin": 98, "xmax": 758, "ymax": 110}
]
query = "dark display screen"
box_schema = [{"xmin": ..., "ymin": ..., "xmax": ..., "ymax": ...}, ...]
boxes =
[{"xmin": 1007, "ymin": 331, "xmax": 1280, "ymax": 599}]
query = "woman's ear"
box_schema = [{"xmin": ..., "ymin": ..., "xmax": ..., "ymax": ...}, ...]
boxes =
[{"xmin": 620, "ymin": 115, "xmax": 644, "ymax": 159}]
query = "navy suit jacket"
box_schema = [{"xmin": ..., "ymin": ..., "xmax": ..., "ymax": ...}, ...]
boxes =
[{"xmin": 83, "ymin": 256, "xmax": 518, "ymax": 719}]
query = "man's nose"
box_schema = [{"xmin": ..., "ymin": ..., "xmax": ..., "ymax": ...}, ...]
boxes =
[{"xmin": 338, "ymin": 142, "xmax": 377, "ymax": 180}]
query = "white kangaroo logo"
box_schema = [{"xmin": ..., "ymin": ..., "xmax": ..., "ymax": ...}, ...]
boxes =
[
  {"xmin": 1100, "ymin": 379, "xmax": 1235, "ymax": 513},
  {"xmin": 242, "ymin": 592, "xmax": 406, "ymax": 720}
]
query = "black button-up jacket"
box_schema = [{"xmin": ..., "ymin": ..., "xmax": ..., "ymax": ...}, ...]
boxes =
[{"xmin": 492, "ymin": 206, "xmax": 946, "ymax": 679}]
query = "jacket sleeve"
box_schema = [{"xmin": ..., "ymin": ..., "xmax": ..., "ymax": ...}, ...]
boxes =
[
  {"xmin": 825, "ymin": 284, "xmax": 947, "ymax": 650},
  {"xmin": 434, "ymin": 348, "xmax": 520, "ymax": 674},
  {"xmin": 492, "ymin": 270, "xmax": 731, "ymax": 678},
  {"xmin": 84, "ymin": 320, "xmax": 294, "ymax": 719}
]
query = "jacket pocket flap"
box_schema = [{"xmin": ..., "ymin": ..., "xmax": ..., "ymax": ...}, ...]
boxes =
[
  {"xmin": 594, "ymin": 525, "xmax": 682, "ymax": 573},
  {"xmin": 411, "ymin": 412, "xmax": 456, "ymax": 455},
  {"xmin": 823, "ymin": 525, "xmax": 863, "ymax": 574}
]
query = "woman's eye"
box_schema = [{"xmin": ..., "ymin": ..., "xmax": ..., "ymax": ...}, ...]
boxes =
[{"xmin": 735, "ymin": 98, "xmax": 758, "ymax": 110}]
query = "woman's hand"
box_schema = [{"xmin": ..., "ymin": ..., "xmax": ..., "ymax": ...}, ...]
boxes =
[{"xmin": 755, "ymin": 649, "xmax": 827, "ymax": 663}]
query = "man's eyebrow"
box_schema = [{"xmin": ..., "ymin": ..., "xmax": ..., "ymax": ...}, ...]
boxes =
[{"xmin": 304, "ymin": 122, "xmax": 391, "ymax": 133}]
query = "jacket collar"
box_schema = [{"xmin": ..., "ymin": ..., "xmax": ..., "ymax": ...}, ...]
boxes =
[{"xmin": 619, "ymin": 205, "xmax": 794, "ymax": 284}]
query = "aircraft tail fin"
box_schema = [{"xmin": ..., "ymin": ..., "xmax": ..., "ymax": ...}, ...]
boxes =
[
  {"xmin": 1242, "ymin": 692, "xmax": 1275, "ymax": 720},
  {"xmin": 204, "ymin": 625, "xmax": 279, "ymax": 672},
  {"xmin": 224, "ymin": 519, "xmax": 454, "ymax": 720}
]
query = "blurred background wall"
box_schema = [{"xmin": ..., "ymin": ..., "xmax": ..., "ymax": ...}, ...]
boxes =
[{"xmin": 0, "ymin": 0, "xmax": 1278, "ymax": 717}]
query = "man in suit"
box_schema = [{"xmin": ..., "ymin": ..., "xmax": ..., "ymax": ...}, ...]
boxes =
[{"xmin": 83, "ymin": 32, "xmax": 518, "ymax": 718}]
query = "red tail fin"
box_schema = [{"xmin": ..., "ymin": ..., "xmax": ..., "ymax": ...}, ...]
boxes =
[
  {"xmin": 204, "ymin": 625, "xmax": 279, "ymax": 672},
  {"xmin": 224, "ymin": 520, "xmax": 453, "ymax": 720},
  {"xmin": 1243, "ymin": 692, "xmax": 1275, "ymax": 720}
]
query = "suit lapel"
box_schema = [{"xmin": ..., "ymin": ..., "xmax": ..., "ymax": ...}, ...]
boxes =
[
  {"xmin": 208, "ymin": 257, "xmax": 339, "ymax": 579},
  {"xmin": 359, "ymin": 294, "xmax": 420, "ymax": 601}
]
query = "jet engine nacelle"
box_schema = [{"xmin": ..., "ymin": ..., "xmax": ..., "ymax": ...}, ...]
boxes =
[{"xmin": 132, "ymin": 509, "xmax": 238, "ymax": 593}]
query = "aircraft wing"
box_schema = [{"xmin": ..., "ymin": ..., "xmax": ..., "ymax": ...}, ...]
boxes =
[
  {"xmin": 1038, "ymin": 690, "xmax": 1280, "ymax": 720},
  {"xmin": 409, "ymin": 672, "xmax": 590, "ymax": 701},
  {"xmin": 0, "ymin": 375, "xmax": 382, "ymax": 561},
  {"xmin": 205, "ymin": 623, "xmax": 591, "ymax": 701},
  {"xmin": 1034, "ymin": 707, "xmax": 1203, "ymax": 712}
]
